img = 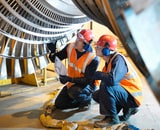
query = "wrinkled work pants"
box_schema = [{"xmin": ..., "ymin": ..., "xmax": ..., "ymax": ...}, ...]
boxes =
[
  {"xmin": 93, "ymin": 85, "xmax": 138, "ymax": 116},
  {"xmin": 55, "ymin": 84, "xmax": 93, "ymax": 109}
]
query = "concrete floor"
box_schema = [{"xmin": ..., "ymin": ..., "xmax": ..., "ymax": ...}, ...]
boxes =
[{"xmin": 0, "ymin": 72, "xmax": 160, "ymax": 130}]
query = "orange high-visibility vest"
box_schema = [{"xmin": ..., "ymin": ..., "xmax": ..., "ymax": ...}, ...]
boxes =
[
  {"xmin": 67, "ymin": 43, "xmax": 98, "ymax": 88},
  {"xmin": 102, "ymin": 53, "xmax": 143, "ymax": 106}
]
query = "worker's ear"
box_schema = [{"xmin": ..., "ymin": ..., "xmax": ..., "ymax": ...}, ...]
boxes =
[
  {"xmin": 83, "ymin": 42, "xmax": 90, "ymax": 51},
  {"xmin": 102, "ymin": 48, "xmax": 110, "ymax": 56},
  {"xmin": 47, "ymin": 41, "xmax": 57, "ymax": 53},
  {"xmin": 83, "ymin": 39, "xmax": 93, "ymax": 52},
  {"xmin": 84, "ymin": 43, "xmax": 93, "ymax": 52}
]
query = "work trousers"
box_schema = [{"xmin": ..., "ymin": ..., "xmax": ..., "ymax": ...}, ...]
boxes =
[
  {"xmin": 93, "ymin": 84, "xmax": 138, "ymax": 116},
  {"xmin": 55, "ymin": 84, "xmax": 93, "ymax": 109}
]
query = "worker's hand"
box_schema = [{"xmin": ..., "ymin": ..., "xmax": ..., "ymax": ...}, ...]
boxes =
[
  {"xmin": 47, "ymin": 42, "xmax": 57, "ymax": 53},
  {"xmin": 49, "ymin": 52, "xmax": 56, "ymax": 62},
  {"xmin": 59, "ymin": 75, "xmax": 72, "ymax": 84}
]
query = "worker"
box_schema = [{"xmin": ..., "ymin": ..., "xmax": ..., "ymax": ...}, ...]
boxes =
[
  {"xmin": 92, "ymin": 35, "xmax": 143, "ymax": 128},
  {"xmin": 49, "ymin": 29, "xmax": 99, "ymax": 110}
]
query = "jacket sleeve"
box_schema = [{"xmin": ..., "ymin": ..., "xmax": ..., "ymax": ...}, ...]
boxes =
[
  {"xmin": 49, "ymin": 44, "xmax": 69, "ymax": 63},
  {"xmin": 93, "ymin": 54, "xmax": 128, "ymax": 86}
]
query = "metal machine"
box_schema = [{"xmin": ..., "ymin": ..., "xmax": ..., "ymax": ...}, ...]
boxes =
[{"xmin": 0, "ymin": 0, "xmax": 89, "ymax": 80}]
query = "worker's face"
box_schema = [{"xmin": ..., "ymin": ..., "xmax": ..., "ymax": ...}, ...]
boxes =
[
  {"xmin": 74, "ymin": 38, "xmax": 85, "ymax": 51},
  {"xmin": 95, "ymin": 45, "xmax": 111, "ymax": 62},
  {"xmin": 95, "ymin": 45, "xmax": 104, "ymax": 57}
]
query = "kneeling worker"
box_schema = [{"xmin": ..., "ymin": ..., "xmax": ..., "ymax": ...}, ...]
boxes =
[
  {"xmin": 92, "ymin": 34, "xmax": 143, "ymax": 128},
  {"xmin": 49, "ymin": 29, "xmax": 99, "ymax": 110}
]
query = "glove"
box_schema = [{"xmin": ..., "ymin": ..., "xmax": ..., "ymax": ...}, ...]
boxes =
[
  {"xmin": 93, "ymin": 71, "xmax": 106, "ymax": 80},
  {"xmin": 49, "ymin": 52, "xmax": 56, "ymax": 62},
  {"xmin": 59, "ymin": 75, "xmax": 72, "ymax": 84},
  {"xmin": 47, "ymin": 42, "xmax": 56, "ymax": 53},
  {"xmin": 89, "ymin": 84, "xmax": 97, "ymax": 92}
]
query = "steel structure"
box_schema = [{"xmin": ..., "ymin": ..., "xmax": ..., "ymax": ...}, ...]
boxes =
[{"xmin": 0, "ymin": 0, "xmax": 89, "ymax": 79}]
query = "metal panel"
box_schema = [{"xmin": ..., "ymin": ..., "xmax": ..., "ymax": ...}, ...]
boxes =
[{"xmin": 0, "ymin": 57, "xmax": 7, "ymax": 79}]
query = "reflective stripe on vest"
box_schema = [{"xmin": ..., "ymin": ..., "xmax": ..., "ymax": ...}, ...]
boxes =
[
  {"xmin": 67, "ymin": 44, "xmax": 94, "ymax": 73},
  {"xmin": 68, "ymin": 53, "xmax": 94, "ymax": 73},
  {"xmin": 67, "ymin": 43, "xmax": 95, "ymax": 88}
]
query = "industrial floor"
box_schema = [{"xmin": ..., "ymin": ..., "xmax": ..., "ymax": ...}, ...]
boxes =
[{"xmin": 0, "ymin": 70, "xmax": 160, "ymax": 130}]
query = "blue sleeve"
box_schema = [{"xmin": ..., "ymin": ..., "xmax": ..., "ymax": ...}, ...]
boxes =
[
  {"xmin": 109, "ymin": 55, "xmax": 128, "ymax": 85},
  {"xmin": 95, "ymin": 54, "xmax": 128, "ymax": 86}
]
